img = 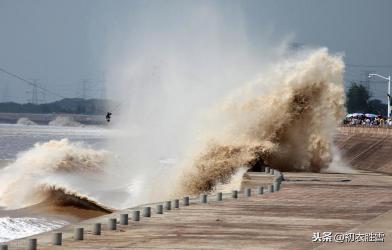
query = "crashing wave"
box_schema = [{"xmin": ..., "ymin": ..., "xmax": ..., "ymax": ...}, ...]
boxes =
[
  {"xmin": 0, "ymin": 139, "xmax": 112, "ymax": 212},
  {"xmin": 180, "ymin": 49, "xmax": 346, "ymax": 194},
  {"xmin": 16, "ymin": 118, "xmax": 37, "ymax": 126},
  {"xmin": 49, "ymin": 116, "xmax": 82, "ymax": 127}
]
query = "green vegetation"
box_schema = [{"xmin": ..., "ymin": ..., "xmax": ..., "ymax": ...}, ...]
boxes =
[
  {"xmin": 0, "ymin": 98, "xmax": 114, "ymax": 114},
  {"xmin": 346, "ymin": 82, "xmax": 387, "ymax": 116}
]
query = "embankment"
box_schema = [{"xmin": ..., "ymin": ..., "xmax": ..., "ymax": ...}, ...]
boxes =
[{"xmin": 335, "ymin": 126, "xmax": 392, "ymax": 174}]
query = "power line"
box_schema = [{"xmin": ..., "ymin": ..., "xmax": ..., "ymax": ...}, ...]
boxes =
[{"xmin": 0, "ymin": 66, "xmax": 67, "ymax": 99}]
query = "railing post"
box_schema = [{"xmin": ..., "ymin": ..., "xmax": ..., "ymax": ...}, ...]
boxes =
[
  {"xmin": 143, "ymin": 207, "xmax": 151, "ymax": 217},
  {"xmin": 245, "ymin": 188, "xmax": 251, "ymax": 197},
  {"xmin": 273, "ymin": 180, "xmax": 281, "ymax": 191},
  {"xmin": 183, "ymin": 196, "xmax": 190, "ymax": 206},
  {"xmin": 156, "ymin": 204, "xmax": 163, "ymax": 214},
  {"xmin": 109, "ymin": 218, "xmax": 117, "ymax": 230},
  {"xmin": 200, "ymin": 194, "xmax": 208, "ymax": 203},
  {"xmin": 27, "ymin": 239, "xmax": 37, "ymax": 250},
  {"xmin": 232, "ymin": 190, "xmax": 238, "ymax": 199},
  {"xmin": 74, "ymin": 228, "xmax": 84, "ymax": 240},
  {"xmin": 132, "ymin": 210, "xmax": 140, "ymax": 221},
  {"xmin": 174, "ymin": 199, "xmax": 180, "ymax": 208},
  {"xmin": 165, "ymin": 201, "xmax": 172, "ymax": 210},
  {"xmin": 217, "ymin": 192, "xmax": 223, "ymax": 201},
  {"xmin": 52, "ymin": 232, "xmax": 62, "ymax": 245},
  {"xmin": 93, "ymin": 223, "xmax": 101, "ymax": 235},
  {"xmin": 120, "ymin": 214, "xmax": 128, "ymax": 225}
]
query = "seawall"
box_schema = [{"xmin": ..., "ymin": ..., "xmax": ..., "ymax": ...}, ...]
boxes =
[{"xmin": 335, "ymin": 126, "xmax": 392, "ymax": 174}]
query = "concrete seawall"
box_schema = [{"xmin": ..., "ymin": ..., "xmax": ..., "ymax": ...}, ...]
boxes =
[
  {"xmin": 4, "ymin": 169, "xmax": 392, "ymax": 249},
  {"xmin": 3, "ymin": 127, "xmax": 392, "ymax": 249},
  {"xmin": 335, "ymin": 126, "xmax": 392, "ymax": 174}
]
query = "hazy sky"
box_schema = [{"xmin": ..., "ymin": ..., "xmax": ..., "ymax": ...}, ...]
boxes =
[{"xmin": 0, "ymin": 0, "xmax": 391, "ymax": 103}]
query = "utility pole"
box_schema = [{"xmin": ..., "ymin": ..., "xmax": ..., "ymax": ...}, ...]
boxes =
[{"xmin": 369, "ymin": 73, "xmax": 391, "ymax": 119}]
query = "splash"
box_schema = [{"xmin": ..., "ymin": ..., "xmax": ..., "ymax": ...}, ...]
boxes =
[
  {"xmin": 0, "ymin": 217, "xmax": 67, "ymax": 243},
  {"xmin": 180, "ymin": 49, "xmax": 347, "ymax": 194},
  {"xmin": 0, "ymin": 139, "xmax": 111, "ymax": 211},
  {"xmin": 16, "ymin": 118, "xmax": 37, "ymax": 126},
  {"xmin": 0, "ymin": 49, "xmax": 347, "ymax": 212},
  {"xmin": 49, "ymin": 116, "xmax": 82, "ymax": 127}
]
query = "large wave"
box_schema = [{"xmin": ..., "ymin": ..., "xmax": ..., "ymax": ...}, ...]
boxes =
[
  {"xmin": 180, "ymin": 49, "xmax": 346, "ymax": 194},
  {"xmin": 0, "ymin": 49, "xmax": 347, "ymax": 213},
  {"xmin": 0, "ymin": 139, "xmax": 112, "ymax": 213}
]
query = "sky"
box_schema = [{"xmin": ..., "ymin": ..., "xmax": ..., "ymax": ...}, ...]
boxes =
[{"xmin": 0, "ymin": 0, "xmax": 391, "ymax": 103}]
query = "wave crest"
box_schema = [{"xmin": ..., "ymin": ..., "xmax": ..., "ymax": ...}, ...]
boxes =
[
  {"xmin": 38, "ymin": 184, "xmax": 112, "ymax": 213},
  {"xmin": 0, "ymin": 139, "xmax": 111, "ymax": 212},
  {"xmin": 181, "ymin": 49, "xmax": 346, "ymax": 194}
]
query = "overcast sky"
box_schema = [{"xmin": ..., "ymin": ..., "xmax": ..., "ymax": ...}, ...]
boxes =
[{"xmin": 0, "ymin": 0, "xmax": 391, "ymax": 103}]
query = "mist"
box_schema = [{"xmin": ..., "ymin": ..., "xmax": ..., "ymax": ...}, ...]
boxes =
[
  {"xmin": 103, "ymin": 1, "xmax": 287, "ymax": 203},
  {"xmin": 0, "ymin": 1, "xmax": 349, "ymax": 211}
]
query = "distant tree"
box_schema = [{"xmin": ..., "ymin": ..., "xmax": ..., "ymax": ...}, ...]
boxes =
[
  {"xmin": 41, "ymin": 104, "xmax": 50, "ymax": 113},
  {"xmin": 346, "ymin": 82, "xmax": 371, "ymax": 113},
  {"xmin": 77, "ymin": 104, "xmax": 85, "ymax": 114},
  {"xmin": 0, "ymin": 98, "xmax": 111, "ymax": 115},
  {"xmin": 368, "ymin": 99, "xmax": 387, "ymax": 116},
  {"xmin": 346, "ymin": 82, "xmax": 387, "ymax": 116}
]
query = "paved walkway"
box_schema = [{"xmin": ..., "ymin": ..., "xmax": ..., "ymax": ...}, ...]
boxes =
[
  {"xmin": 6, "ymin": 171, "xmax": 392, "ymax": 249},
  {"xmin": 317, "ymin": 208, "xmax": 392, "ymax": 250}
]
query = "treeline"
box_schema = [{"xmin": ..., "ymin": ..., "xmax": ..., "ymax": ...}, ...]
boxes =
[
  {"xmin": 346, "ymin": 82, "xmax": 387, "ymax": 116},
  {"xmin": 0, "ymin": 98, "xmax": 114, "ymax": 115}
]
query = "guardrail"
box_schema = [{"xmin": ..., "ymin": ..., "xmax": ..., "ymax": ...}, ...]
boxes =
[
  {"xmin": 1, "ymin": 168, "xmax": 283, "ymax": 250},
  {"xmin": 339, "ymin": 124, "xmax": 392, "ymax": 129},
  {"xmin": 338, "ymin": 125, "xmax": 392, "ymax": 136}
]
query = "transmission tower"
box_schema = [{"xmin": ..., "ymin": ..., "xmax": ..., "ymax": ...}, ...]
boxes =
[
  {"xmin": 0, "ymin": 67, "xmax": 67, "ymax": 101},
  {"xmin": 39, "ymin": 84, "xmax": 47, "ymax": 103},
  {"xmin": 28, "ymin": 79, "xmax": 39, "ymax": 104}
]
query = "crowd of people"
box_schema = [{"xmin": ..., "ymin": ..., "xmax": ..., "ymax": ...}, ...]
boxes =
[{"xmin": 343, "ymin": 113, "xmax": 392, "ymax": 126}]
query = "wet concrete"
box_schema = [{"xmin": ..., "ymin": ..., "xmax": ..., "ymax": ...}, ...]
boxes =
[{"xmin": 6, "ymin": 171, "xmax": 392, "ymax": 249}]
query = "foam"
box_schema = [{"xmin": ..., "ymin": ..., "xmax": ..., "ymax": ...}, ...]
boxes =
[
  {"xmin": 0, "ymin": 217, "xmax": 67, "ymax": 243},
  {"xmin": 180, "ymin": 49, "xmax": 348, "ymax": 194}
]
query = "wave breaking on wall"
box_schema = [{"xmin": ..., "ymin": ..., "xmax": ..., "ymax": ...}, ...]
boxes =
[{"xmin": 180, "ymin": 49, "xmax": 346, "ymax": 194}]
